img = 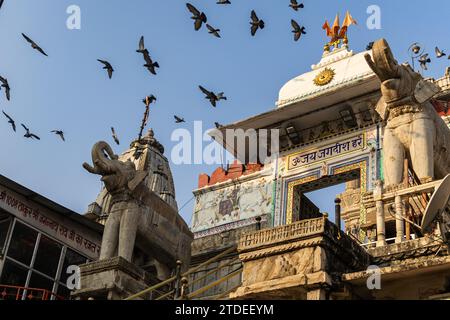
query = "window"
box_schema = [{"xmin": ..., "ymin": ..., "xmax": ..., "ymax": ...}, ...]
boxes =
[
  {"xmin": 28, "ymin": 272, "xmax": 54, "ymax": 292},
  {"xmin": 6, "ymin": 222, "xmax": 38, "ymax": 266},
  {"xmin": 0, "ymin": 260, "xmax": 28, "ymax": 287},
  {"xmin": 33, "ymin": 236, "xmax": 62, "ymax": 278},
  {"xmin": 59, "ymin": 248, "xmax": 86, "ymax": 284},
  {"xmin": 0, "ymin": 217, "xmax": 11, "ymax": 252},
  {"xmin": 0, "ymin": 219, "xmax": 89, "ymax": 300}
]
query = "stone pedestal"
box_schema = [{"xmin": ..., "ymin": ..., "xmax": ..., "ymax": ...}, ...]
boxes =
[
  {"xmin": 72, "ymin": 257, "xmax": 160, "ymax": 300},
  {"xmin": 230, "ymin": 217, "xmax": 369, "ymax": 300}
]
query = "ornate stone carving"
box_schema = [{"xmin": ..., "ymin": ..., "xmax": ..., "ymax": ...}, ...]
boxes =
[
  {"xmin": 83, "ymin": 141, "xmax": 192, "ymax": 277},
  {"xmin": 238, "ymin": 217, "xmax": 325, "ymax": 252},
  {"xmin": 83, "ymin": 141, "xmax": 148, "ymax": 262},
  {"xmin": 365, "ymin": 39, "xmax": 450, "ymax": 187}
]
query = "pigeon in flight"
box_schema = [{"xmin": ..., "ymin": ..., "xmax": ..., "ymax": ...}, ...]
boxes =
[
  {"xmin": 143, "ymin": 94, "xmax": 157, "ymax": 106},
  {"xmin": 174, "ymin": 115, "xmax": 186, "ymax": 123},
  {"xmin": 51, "ymin": 130, "xmax": 65, "ymax": 141},
  {"xmin": 418, "ymin": 54, "xmax": 431, "ymax": 70},
  {"xmin": 291, "ymin": 19, "xmax": 306, "ymax": 41},
  {"xmin": 136, "ymin": 36, "xmax": 148, "ymax": 55},
  {"xmin": 186, "ymin": 3, "xmax": 207, "ymax": 31},
  {"xmin": 0, "ymin": 76, "xmax": 10, "ymax": 101},
  {"xmin": 199, "ymin": 85, "xmax": 227, "ymax": 107},
  {"xmin": 137, "ymin": 36, "xmax": 159, "ymax": 75},
  {"xmin": 435, "ymin": 47, "xmax": 446, "ymax": 58},
  {"xmin": 289, "ymin": 0, "xmax": 304, "ymax": 11},
  {"xmin": 250, "ymin": 10, "xmax": 265, "ymax": 36},
  {"xmin": 2, "ymin": 110, "xmax": 15, "ymax": 132},
  {"xmin": 217, "ymin": 0, "xmax": 231, "ymax": 4},
  {"xmin": 21, "ymin": 124, "xmax": 40, "ymax": 140},
  {"xmin": 111, "ymin": 127, "xmax": 120, "ymax": 145},
  {"xmin": 97, "ymin": 59, "xmax": 114, "ymax": 79},
  {"xmin": 206, "ymin": 24, "xmax": 221, "ymax": 38},
  {"xmin": 143, "ymin": 52, "xmax": 159, "ymax": 75},
  {"xmin": 21, "ymin": 33, "xmax": 48, "ymax": 56}
]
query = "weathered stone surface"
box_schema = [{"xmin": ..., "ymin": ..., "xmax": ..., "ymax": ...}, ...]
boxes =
[
  {"xmin": 365, "ymin": 39, "xmax": 450, "ymax": 187},
  {"xmin": 83, "ymin": 140, "xmax": 193, "ymax": 281},
  {"xmin": 72, "ymin": 257, "xmax": 159, "ymax": 300},
  {"xmin": 231, "ymin": 217, "xmax": 369, "ymax": 300},
  {"xmin": 342, "ymin": 237, "xmax": 450, "ymax": 299}
]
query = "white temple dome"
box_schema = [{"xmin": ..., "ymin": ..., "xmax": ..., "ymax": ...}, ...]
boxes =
[{"xmin": 277, "ymin": 46, "xmax": 377, "ymax": 108}]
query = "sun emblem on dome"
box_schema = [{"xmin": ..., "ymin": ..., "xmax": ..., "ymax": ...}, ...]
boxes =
[{"xmin": 313, "ymin": 68, "xmax": 335, "ymax": 86}]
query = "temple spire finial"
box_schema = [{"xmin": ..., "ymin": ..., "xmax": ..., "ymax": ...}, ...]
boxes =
[{"xmin": 322, "ymin": 11, "xmax": 357, "ymax": 53}]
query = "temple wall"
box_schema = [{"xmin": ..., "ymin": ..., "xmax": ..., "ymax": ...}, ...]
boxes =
[{"xmin": 191, "ymin": 169, "xmax": 274, "ymax": 236}]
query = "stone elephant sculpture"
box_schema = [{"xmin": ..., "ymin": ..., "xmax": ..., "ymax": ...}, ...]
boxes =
[
  {"xmin": 365, "ymin": 39, "xmax": 450, "ymax": 187},
  {"xmin": 83, "ymin": 141, "xmax": 192, "ymax": 276}
]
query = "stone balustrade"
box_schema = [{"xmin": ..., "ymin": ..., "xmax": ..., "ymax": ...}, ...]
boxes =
[
  {"xmin": 434, "ymin": 74, "xmax": 450, "ymax": 92},
  {"xmin": 238, "ymin": 217, "xmax": 325, "ymax": 252}
]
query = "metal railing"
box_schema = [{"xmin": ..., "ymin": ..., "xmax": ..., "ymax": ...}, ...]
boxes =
[
  {"xmin": 185, "ymin": 267, "xmax": 242, "ymax": 300},
  {"xmin": 124, "ymin": 245, "xmax": 238, "ymax": 300},
  {"xmin": 0, "ymin": 284, "xmax": 64, "ymax": 301}
]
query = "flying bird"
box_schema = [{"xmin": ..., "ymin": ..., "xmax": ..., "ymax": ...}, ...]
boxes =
[
  {"xmin": 143, "ymin": 94, "xmax": 157, "ymax": 106},
  {"xmin": 174, "ymin": 115, "xmax": 186, "ymax": 123},
  {"xmin": 217, "ymin": 0, "xmax": 231, "ymax": 4},
  {"xmin": 289, "ymin": 0, "xmax": 304, "ymax": 11},
  {"xmin": 291, "ymin": 19, "xmax": 306, "ymax": 41},
  {"xmin": 111, "ymin": 127, "xmax": 120, "ymax": 145},
  {"xmin": 2, "ymin": 110, "xmax": 15, "ymax": 132},
  {"xmin": 21, "ymin": 33, "xmax": 48, "ymax": 56},
  {"xmin": 186, "ymin": 3, "xmax": 207, "ymax": 31},
  {"xmin": 137, "ymin": 36, "xmax": 160, "ymax": 75},
  {"xmin": 0, "ymin": 76, "xmax": 10, "ymax": 101},
  {"xmin": 21, "ymin": 124, "xmax": 40, "ymax": 140},
  {"xmin": 435, "ymin": 47, "xmax": 446, "ymax": 58},
  {"xmin": 418, "ymin": 54, "xmax": 431, "ymax": 70},
  {"xmin": 250, "ymin": 10, "xmax": 265, "ymax": 36},
  {"xmin": 143, "ymin": 51, "xmax": 159, "ymax": 75},
  {"xmin": 97, "ymin": 59, "xmax": 114, "ymax": 79},
  {"xmin": 136, "ymin": 36, "xmax": 148, "ymax": 54},
  {"xmin": 199, "ymin": 85, "xmax": 227, "ymax": 107},
  {"xmin": 51, "ymin": 130, "xmax": 65, "ymax": 141},
  {"xmin": 206, "ymin": 24, "xmax": 221, "ymax": 38}
]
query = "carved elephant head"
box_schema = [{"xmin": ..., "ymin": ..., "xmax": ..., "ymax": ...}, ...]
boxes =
[{"xmin": 83, "ymin": 141, "xmax": 146, "ymax": 194}]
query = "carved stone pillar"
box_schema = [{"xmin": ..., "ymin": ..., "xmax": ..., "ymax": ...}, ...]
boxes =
[
  {"xmin": 374, "ymin": 180, "xmax": 386, "ymax": 247},
  {"xmin": 395, "ymin": 195, "xmax": 404, "ymax": 243}
]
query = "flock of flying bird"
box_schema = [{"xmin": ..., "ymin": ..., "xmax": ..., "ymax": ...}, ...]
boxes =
[
  {"xmin": 167, "ymin": 1, "xmax": 307, "ymax": 131},
  {"xmin": 415, "ymin": 46, "xmax": 449, "ymax": 71},
  {"xmin": 1, "ymin": 1, "xmax": 447, "ymax": 146},
  {"xmin": 0, "ymin": 0, "xmax": 308, "ymax": 145},
  {"xmin": 1, "ymin": 33, "xmax": 57, "ymax": 141}
]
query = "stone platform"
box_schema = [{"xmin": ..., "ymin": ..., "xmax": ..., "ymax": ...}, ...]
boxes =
[
  {"xmin": 72, "ymin": 257, "xmax": 160, "ymax": 300},
  {"xmin": 230, "ymin": 217, "xmax": 369, "ymax": 300}
]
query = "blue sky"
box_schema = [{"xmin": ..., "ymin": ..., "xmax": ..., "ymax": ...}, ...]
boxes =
[{"xmin": 0, "ymin": 0, "xmax": 449, "ymax": 225}]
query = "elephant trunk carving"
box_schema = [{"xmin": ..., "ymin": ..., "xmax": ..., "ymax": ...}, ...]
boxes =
[
  {"xmin": 83, "ymin": 141, "xmax": 119, "ymax": 176},
  {"xmin": 365, "ymin": 39, "xmax": 450, "ymax": 187},
  {"xmin": 83, "ymin": 141, "xmax": 192, "ymax": 276}
]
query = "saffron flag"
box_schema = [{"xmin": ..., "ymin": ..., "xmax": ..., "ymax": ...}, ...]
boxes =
[
  {"xmin": 322, "ymin": 20, "xmax": 332, "ymax": 37},
  {"xmin": 339, "ymin": 11, "xmax": 357, "ymax": 38},
  {"xmin": 332, "ymin": 14, "xmax": 340, "ymax": 37}
]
